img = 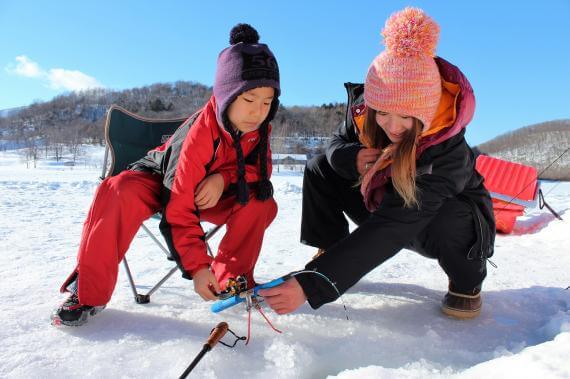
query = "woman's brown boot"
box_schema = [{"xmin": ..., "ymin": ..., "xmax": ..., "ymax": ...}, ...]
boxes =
[{"xmin": 441, "ymin": 288, "xmax": 482, "ymax": 319}]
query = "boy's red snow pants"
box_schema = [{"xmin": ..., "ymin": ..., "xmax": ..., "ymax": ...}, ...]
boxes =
[{"xmin": 60, "ymin": 170, "xmax": 277, "ymax": 306}]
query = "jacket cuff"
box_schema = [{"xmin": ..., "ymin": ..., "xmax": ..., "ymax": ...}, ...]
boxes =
[
  {"xmin": 294, "ymin": 265, "xmax": 340, "ymax": 309},
  {"xmin": 219, "ymin": 171, "xmax": 231, "ymax": 191},
  {"xmin": 295, "ymin": 272, "xmax": 326, "ymax": 309},
  {"xmin": 188, "ymin": 264, "xmax": 210, "ymax": 279},
  {"xmin": 180, "ymin": 253, "xmax": 213, "ymax": 280}
]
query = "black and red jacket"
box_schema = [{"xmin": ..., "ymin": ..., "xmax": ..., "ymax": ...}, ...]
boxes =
[{"xmin": 130, "ymin": 96, "xmax": 272, "ymax": 278}]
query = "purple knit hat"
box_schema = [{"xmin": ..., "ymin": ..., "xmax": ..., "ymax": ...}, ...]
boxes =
[
  {"xmin": 213, "ymin": 24, "xmax": 280, "ymax": 205},
  {"xmin": 213, "ymin": 24, "xmax": 281, "ymax": 128}
]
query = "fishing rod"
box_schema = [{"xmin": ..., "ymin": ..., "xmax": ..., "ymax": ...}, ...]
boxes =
[{"xmin": 179, "ymin": 322, "xmax": 229, "ymax": 378}]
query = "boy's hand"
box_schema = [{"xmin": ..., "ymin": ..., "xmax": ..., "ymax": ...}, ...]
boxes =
[
  {"xmin": 195, "ymin": 173, "xmax": 225, "ymax": 210},
  {"xmin": 193, "ymin": 268, "xmax": 221, "ymax": 301},
  {"xmin": 258, "ymin": 278, "xmax": 307, "ymax": 314}
]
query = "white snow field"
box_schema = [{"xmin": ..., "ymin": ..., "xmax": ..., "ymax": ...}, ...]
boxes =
[{"xmin": 0, "ymin": 147, "xmax": 569, "ymax": 378}]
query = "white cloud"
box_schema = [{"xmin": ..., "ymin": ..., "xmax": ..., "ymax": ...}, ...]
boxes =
[
  {"xmin": 5, "ymin": 55, "xmax": 104, "ymax": 91},
  {"xmin": 9, "ymin": 55, "xmax": 44, "ymax": 78},
  {"xmin": 47, "ymin": 68, "xmax": 103, "ymax": 91}
]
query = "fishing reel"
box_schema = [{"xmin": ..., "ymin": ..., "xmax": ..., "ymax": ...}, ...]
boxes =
[{"xmin": 218, "ymin": 275, "xmax": 248, "ymax": 300}]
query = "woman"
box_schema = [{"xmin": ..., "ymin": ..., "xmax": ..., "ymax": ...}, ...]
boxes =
[{"xmin": 260, "ymin": 7, "xmax": 495, "ymax": 319}]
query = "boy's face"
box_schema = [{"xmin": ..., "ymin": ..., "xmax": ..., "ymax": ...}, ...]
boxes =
[{"xmin": 227, "ymin": 86, "xmax": 275, "ymax": 134}]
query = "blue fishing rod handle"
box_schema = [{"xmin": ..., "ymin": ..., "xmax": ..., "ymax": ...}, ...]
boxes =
[
  {"xmin": 210, "ymin": 277, "xmax": 286, "ymax": 313},
  {"xmin": 211, "ymin": 295, "xmax": 244, "ymax": 313}
]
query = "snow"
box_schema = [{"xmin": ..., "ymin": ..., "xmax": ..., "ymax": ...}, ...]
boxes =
[{"xmin": 1, "ymin": 147, "xmax": 569, "ymax": 378}]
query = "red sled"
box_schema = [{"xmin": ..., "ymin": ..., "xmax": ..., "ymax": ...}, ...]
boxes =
[{"xmin": 475, "ymin": 155, "xmax": 539, "ymax": 234}]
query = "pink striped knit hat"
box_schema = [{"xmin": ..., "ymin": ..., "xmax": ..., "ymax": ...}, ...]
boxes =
[{"xmin": 364, "ymin": 7, "xmax": 442, "ymax": 131}]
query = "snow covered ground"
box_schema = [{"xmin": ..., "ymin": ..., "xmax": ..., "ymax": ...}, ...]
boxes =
[{"xmin": 0, "ymin": 147, "xmax": 569, "ymax": 378}]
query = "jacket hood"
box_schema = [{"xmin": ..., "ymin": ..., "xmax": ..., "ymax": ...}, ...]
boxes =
[{"xmin": 417, "ymin": 56, "xmax": 475, "ymax": 154}]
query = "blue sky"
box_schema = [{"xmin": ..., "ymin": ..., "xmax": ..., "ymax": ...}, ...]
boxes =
[{"xmin": 1, "ymin": 1, "xmax": 569, "ymax": 145}]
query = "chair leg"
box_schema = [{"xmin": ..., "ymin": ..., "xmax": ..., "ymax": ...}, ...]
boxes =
[
  {"xmin": 140, "ymin": 223, "xmax": 171, "ymax": 258},
  {"xmin": 122, "ymin": 257, "xmax": 151, "ymax": 304},
  {"xmin": 124, "ymin": 223, "xmax": 223, "ymax": 304},
  {"xmin": 144, "ymin": 266, "xmax": 179, "ymax": 299}
]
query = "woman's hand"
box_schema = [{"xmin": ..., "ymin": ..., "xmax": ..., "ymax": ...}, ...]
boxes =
[
  {"xmin": 258, "ymin": 278, "xmax": 307, "ymax": 314},
  {"xmin": 356, "ymin": 148, "xmax": 381, "ymax": 175},
  {"xmin": 195, "ymin": 173, "xmax": 225, "ymax": 210},
  {"xmin": 193, "ymin": 268, "xmax": 221, "ymax": 301}
]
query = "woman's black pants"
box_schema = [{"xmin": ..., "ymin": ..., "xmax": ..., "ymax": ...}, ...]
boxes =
[{"xmin": 301, "ymin": 154, "xmax": 486, "ymax": 292}]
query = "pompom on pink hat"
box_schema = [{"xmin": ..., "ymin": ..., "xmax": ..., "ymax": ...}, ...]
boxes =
[{"xmin": 364, "ymin": 7, "xmax": 442, "ymax": 131}]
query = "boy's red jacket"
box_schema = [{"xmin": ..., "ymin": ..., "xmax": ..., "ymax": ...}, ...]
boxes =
[{"xmin": 130, "ymin": 96, "xmax": 272, "ymax": 278}]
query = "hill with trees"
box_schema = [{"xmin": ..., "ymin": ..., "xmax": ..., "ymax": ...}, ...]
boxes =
[
  {"xmin": 1, "ymin": 81, "xmax": 567, "ymax": 179},
  {"xmin": 0, "ymin": 81, "xmax": 344, "ymax": 164},
  {"xmin": 475, "ymin": 119, "xmax": 569, "ymax": 180}
]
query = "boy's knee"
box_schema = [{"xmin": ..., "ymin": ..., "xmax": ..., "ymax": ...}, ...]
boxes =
[
  {"xmin": 262, "ymin": 197, "xmax": 278, "ymax": 222},
  {"xmin": 97, "ymin": 175, "xmax": 121, "ymax": 199},
  {"xmin": 102, "ymin": 173, "xmax": 135, "ymax": 200},
  {"xmin": 110, "ymin": 171, "xmax": 158, "ymax": 197},
  {"xmin": 247, "ymin": 196, "xmax": 277, "ymax": 224}
]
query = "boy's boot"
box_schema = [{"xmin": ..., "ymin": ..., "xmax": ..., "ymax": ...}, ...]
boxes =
[{"xmin": 51, "ymin": 289, "xmax": 105, "ymax": 327}]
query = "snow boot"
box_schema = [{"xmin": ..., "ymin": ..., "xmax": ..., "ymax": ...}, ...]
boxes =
[
  {"xmin": 441, "ymin": 287, "xmax": 482, "ymax": 319},
  {"xmin": 51, "ymin": 293, "xmax": 105, "ymax": 327}
]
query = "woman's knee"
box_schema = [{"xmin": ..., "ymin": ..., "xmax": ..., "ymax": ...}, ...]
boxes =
[
  {"xmin": 432, "ymin": 200, "xmax": 475, "ymax": 247},
  {"xmin": 414, "ymin": 199, "xmax": 475, "ymax": 260}
]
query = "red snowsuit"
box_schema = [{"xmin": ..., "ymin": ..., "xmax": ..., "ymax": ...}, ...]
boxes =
[{"xmin": 62, "ymin": 97, "xmax": 277, "ymax": 306}]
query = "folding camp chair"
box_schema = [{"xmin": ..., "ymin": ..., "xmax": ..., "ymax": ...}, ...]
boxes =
[
  {"xmin": 101, "ymin": 105, "xmax": 221, "ymax": 304},
  {"xmin": 475, "ymin": 154, "xmax": 562, "ymax": 233}
]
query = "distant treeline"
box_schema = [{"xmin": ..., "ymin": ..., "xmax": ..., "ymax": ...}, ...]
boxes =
[
  {"xmin": 0, "ymin": 81, "xmax": 345, "ymax": 164},
  {"xmin": 0, "ymin": 81, "xmax": 568, "ymax": 179},
  {"xmin": 476, "ymin": 119, "xmax": 570, "ymax": 180}
]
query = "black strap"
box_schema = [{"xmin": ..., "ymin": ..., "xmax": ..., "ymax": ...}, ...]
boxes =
[
  {"xmin": 204, "ymin": 137, "xmax": 221, "ymax": 174},
  {"xmin": 217, "ymin": 328, "xmax": 247, "ymax": 348},
  {"xmin": 538, "ymin": 189, "xmax": 563, "ymax": 220}
]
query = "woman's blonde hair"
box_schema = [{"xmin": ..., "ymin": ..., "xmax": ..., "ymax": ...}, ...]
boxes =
[{"xmin": 362, "ymin": 108, "xmax": 422, "ymax": 208}]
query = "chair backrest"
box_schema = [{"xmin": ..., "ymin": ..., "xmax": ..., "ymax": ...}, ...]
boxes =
[{"xmin": 102, "ymin": 105, "xmax": 187, "ymax": 178}]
